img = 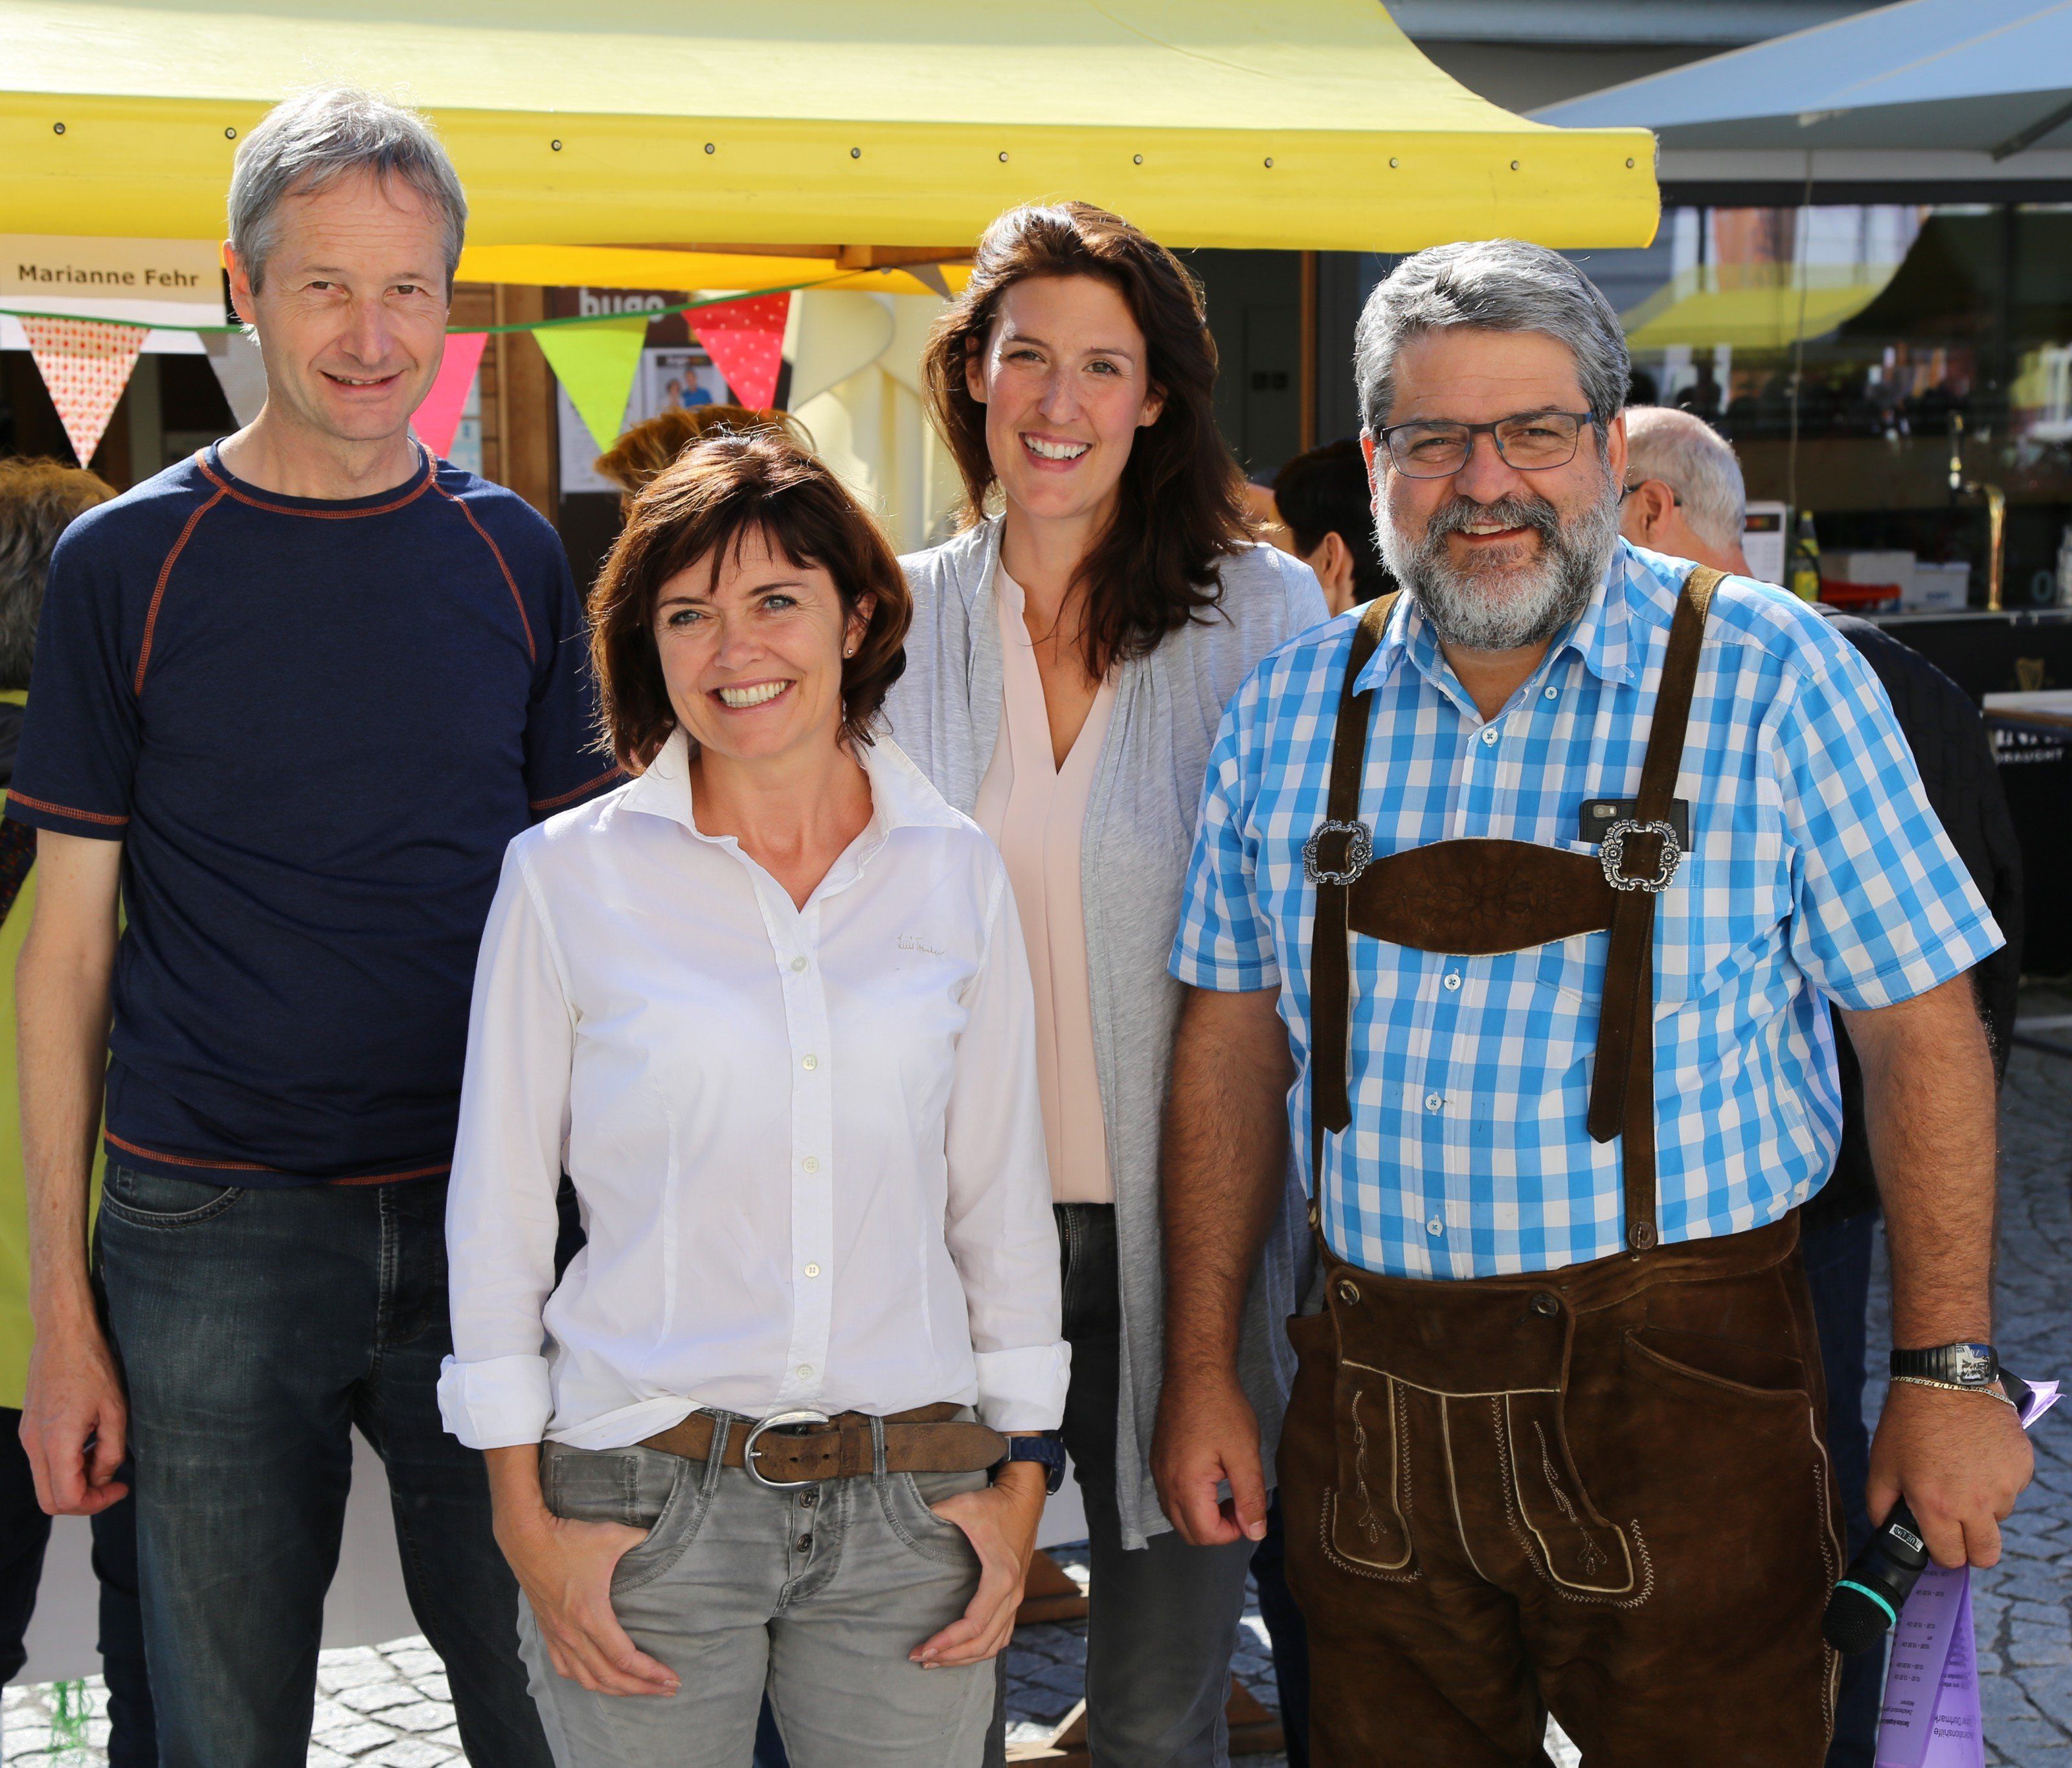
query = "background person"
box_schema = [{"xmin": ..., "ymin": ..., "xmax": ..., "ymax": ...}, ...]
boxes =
[
  {"xmin": 593, "ymin": 404, "xmax": 809, "ymax": 509},
  {"xmin": 1619, "ymin": 404, "xmax": 1753, "ymax": 576},
  {"xmin": 440, "ymin": 432, "xmax": 1066, "ymax": 1767},
  {"xmin": 7, "ymin": 90, "xmax": 615, "ymax": 1768},
  {"xmin": 0, "ymin": 458, "xmax": 155, "ymax": 1765},
  {"xmin": 1155, "ymin": 239, "xmax": 2029, "ymax": 1766},
  {"xmin": 1269, "ymin": 438, "xmax": 1392, "ymax": 616},
  {"xmin": 888, "ymin": 201, "xmax": 1326, "ymax": 1768},
  {"xmin": 1616, "ymin": 403, "xmax": 2024, "ymax": 1768}
]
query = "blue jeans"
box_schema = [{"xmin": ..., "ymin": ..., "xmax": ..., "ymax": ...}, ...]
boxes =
[
  {"xmin": 95, "ymin": 1166, "xmax": 551, "ymax": 1768},
  {"xmin": 1801, "ymin": 1209, "xmax": 1879, "ymax": 1768}
]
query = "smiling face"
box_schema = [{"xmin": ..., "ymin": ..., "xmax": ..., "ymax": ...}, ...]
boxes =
[
  {"xmin": 1370, "ymin": 328, "xmax": 1627, "ymax": 653},
  {"xmin": 965, "ymin": 273, "xmax": 1165, "ymax": 535},
  {"xmin": 653, "ymin": 525, "xmax": 873, "ymax": 770},
  {"xmin": 225, "ymin": 168, "xmax": 450, "ymax": 450}
]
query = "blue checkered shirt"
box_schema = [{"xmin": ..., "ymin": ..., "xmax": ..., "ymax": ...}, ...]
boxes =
[{"xmin": 1171, "ymin": 541, "xmax": 2001, "ymax": 1279}]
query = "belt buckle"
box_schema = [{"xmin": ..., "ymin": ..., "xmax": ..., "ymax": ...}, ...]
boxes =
[
  {"xmin": 743, "ymin": 1408, "xmax": 833, "ymax": 1489},
  {"xmin": 1599, "ymin": 818, "xmax": 1682, "ymax": 894},
  {"xmin": 1303, "ymin": 819, "xmax": 1374, "ymax": 886}
]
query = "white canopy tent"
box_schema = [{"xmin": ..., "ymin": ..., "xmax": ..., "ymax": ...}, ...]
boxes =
[{"xmin": 1536, "ymin": 0, "xmax": 2072, "ymax": 195}]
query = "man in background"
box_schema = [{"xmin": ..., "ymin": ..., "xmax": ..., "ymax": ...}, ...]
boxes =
[
  {"xmin": 1619, "ymin": 405, "xmax": 1753, "ymax": 577},
  {"xmin": 1268, "ymin": 438, "xmax": 1392, "ymax": 616},
  {"xmin": 0, "ymin": 457, "xmax": 155, "ymax": 1763},
  {"xmin": 1617, "ymin": 400, "xmax": 2023, "ymax": 1768}
]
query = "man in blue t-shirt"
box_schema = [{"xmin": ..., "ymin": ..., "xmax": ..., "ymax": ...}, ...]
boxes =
[{"xmin": 8, "ymin": 90, "xmax": 617, "ymax": 1767}]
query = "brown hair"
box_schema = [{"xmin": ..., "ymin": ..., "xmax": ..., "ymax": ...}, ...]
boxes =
[
  {"xmin": 0, "ymin": 457, "xmax": 115, "ymax": 691},
  {"xmin": 589, "ymin": 431, "xmax": 911, "ymax": 771},
  {"xmin": 592, "ymin": 404, "xmax": 811, "ymax": 509},
  {"xmin": 921, "ymin": 201, "xmax": 1249, "ymax": 677}
]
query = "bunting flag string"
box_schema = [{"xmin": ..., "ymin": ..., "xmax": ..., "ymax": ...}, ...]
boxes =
[
  {"xmin": 414, "ymin": 332, "xmax": 490, "ymax": 459},
  {"xmin": 19, "ymin": 317, "xmax": 150, "ymax": 466},
  {"xmin": 689, "ymin": 293, "xmax": 791, "ymax": 412},
  {"xmin": 532, "ymin": 315, "xmax": 650, "ymax": 456}
]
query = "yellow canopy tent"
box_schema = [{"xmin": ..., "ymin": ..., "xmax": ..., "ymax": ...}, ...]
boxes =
[{"xmin": 3, "ymin": 0, "xmax": 1658, "ymax": 260}]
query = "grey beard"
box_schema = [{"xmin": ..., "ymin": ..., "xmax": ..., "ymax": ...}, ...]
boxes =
[{"xmin": 1382, "ymin": 480, "xmax": 1621, "ymax": 653}]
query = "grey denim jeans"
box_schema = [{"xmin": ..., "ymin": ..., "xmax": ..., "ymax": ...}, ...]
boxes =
[{"xmin": 521, "ymin": 1422, "xmax": 996, "ymax": 1768}]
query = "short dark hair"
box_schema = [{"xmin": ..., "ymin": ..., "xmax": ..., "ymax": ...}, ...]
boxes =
[
  {"xmin": 0, "ymin": 458, "xmax": 114, "ymax": 691},
  {"xmin": 1272, "ymin": 440, "xmax": 1390, "ymax": 603},
  {"xmin": 920, "ymin": 201, "xmax": 1248, "ymax": 678},
  {"xmin": 589, "ymin": 431, "xmax": 912, "ymax": 772}
]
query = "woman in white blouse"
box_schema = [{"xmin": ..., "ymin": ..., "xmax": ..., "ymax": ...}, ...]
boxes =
[{"xmin": 439, "ymin": 432, "xmax": 1068, "ymax": 1768}]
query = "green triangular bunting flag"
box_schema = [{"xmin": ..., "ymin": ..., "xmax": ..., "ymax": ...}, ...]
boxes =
[{"xmin": 534, "ymin": 315, "xmax": 649, "ymax": 454}]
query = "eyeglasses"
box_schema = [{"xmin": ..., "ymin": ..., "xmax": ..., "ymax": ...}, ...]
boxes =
[
  {"xmin": 1379, "ymin": 410, "xmax": 1598, "ymax": 478},
  {"xmin": 1620, "ymin": 482, "xmax": 1683, "ymax": 508}
]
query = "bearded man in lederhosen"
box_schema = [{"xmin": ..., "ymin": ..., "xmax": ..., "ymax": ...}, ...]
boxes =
[{"xmin": 1148, "ymin": 240, "xmax": 2032, "ymax": 1765}]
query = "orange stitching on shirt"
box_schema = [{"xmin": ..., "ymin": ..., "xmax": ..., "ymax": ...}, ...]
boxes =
[
  {"xmin": 104, "ymin": 1132, "xmax": 448, "ymax": 1186},
  {"xmin": 134, "ymin": 486, "xmax": 229, "ymax": 695},
  {"xmin": 193, "ymin": 450, "xmax": 436, "ymax": 520},
  {"xmin": 5, "ymin": 790, "xmax": 128, "ymax": 827},
  {"xmin": 432, "ymin": 480, "xmax": 535, "ymax": 665},
  {"xmin": 530, "ymin": 766, "xmax": 625, "ymax": 812}
]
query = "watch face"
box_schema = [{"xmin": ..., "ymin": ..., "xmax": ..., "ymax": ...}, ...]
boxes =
[{"xmin": 1953, "ymin": 1346, "xmax": 1996, "ymax": 1387}]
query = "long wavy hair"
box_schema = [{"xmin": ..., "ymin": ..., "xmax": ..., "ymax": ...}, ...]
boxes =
[{"xmin": 921, "ymin": 202, "xmax": 1249, "ymax": 677}]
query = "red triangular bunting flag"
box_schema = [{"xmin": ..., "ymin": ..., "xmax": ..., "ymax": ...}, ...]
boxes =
[
  {"xmin": 20, "ymin": 317, "xmax": 150, "ymax": 467},
  {"xmin": 689, "ymin": 293, "xmax": 791, "ymax": 411},
  {"xmin": 414, "ymin": 331, "xmax": 489, "ymax": 459}
]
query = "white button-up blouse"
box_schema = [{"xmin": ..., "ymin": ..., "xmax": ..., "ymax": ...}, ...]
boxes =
[{"xmin": 437, "ymin": 729, "xmax": 1069, "ymax": 1452}]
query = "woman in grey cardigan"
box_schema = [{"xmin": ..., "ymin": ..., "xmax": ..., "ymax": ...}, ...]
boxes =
[{"xmin": 884, "ymin": 203, "xmax": 1326, "ymax": 1768}]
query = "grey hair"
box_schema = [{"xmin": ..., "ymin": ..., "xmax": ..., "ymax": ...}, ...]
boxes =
[
  {"xmin": 228, "ymin": 88, "xmax": 467, "ymax": 294},
  {"xmin": 1623, "ymin": 406, "xmax": 1747, "ymax": 553},
  {"xmin": 1355, "ymin": 240, "xmax": 1630, "ymax": 436}
]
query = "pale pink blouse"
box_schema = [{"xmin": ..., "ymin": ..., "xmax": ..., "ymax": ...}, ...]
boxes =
[{"xmin": 973, "ymin": 566, "xmax": 1117, "ymax": 1206}]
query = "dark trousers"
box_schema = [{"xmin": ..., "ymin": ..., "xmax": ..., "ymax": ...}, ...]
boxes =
[
  {"xmin": 1280, "ymin": 1214, "xmax": 1840, "ymax": 1767},
  {"xmin": 1250, "ymin": 1495, "xmax": 1309, "ymax": 1768},
  {"xmin": 1801, "ymin": 1210, "xmax": 1880, "ymax": 1768},
  {"xmin": 1, "ymin": 1416, "xmax": 157, "ymax": 1765},
  {"xmin": 95, "ymin": 1164, "xmax": 552, "ymax": 1768}
]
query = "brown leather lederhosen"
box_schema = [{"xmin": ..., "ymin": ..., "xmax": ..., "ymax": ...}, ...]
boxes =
[{"xmin": 1278, "ymin": 567, "xmax": 1843, "ymax": 1767}]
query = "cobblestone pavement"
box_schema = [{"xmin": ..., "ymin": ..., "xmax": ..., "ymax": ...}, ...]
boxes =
[{"xmin": 6, "ymin": 1036, "xmax": 2066, "ymax": 1767}]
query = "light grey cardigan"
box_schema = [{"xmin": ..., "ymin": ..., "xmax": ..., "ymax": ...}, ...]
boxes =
[{"xmin": 884, "ymin": 517, "xmax": 1328, "ymax": 1549}]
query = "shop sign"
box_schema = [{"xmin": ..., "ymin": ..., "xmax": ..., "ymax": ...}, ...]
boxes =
[{"xmin": 1, "ymin": 234, "xmax": 223, "ymax": 329}]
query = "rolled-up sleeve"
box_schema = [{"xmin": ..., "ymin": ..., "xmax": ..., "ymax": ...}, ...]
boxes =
[
  {"xmin": 437, "ymin": 844, "xmax": 576, "ymax": 1449},
  {"xmin": 942, "ymin": 866, "xmax": 1069, "ymax": 1432}
]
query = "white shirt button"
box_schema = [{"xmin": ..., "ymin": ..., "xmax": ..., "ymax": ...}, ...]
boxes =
[
  {"xmin": 797, "ymin": 1365, "xmax": 813, "ymax": 1379},
  {"xmin": 802, "ymin": 1156, "xmax": 820, "ymax": 1174},
  {"xmin": 804, "ymin": 1263, "xmax": 821, "ymax": 1279},
  {"xmin": 1443, "ymin": 973, "xmax": 1461, "ymax": 991},
  {"xmin": 1544, "ymin": 686, "xmax": 1558, "ymax": 700},
  {"xmin": 790, "ymin": 956, "xmax": 808, "ymax": 973},
  {"xmin": 1426, "ymin": 1218, "xmax": 1444, "ymax": 1236},
  {"xmin": 802, "ymin": 1054, "xmax": 818, "ymax": 1072},
  {"xmin": 1480, "ymin": 726, "xmax": 1500, "ymax": 745},
  {"xmin": 1424, "ymin": 1092, "xmax": 1445, "ymax": 1111}
]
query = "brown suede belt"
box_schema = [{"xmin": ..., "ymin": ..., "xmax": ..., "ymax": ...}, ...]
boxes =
[
  {"xmin": 1307, "ymin": 566, "xmax": 1722, "ymax": 1254},
  {"xmin": 638, "ymin": 1402, "xmax": 1008, "ymax": 1486}
]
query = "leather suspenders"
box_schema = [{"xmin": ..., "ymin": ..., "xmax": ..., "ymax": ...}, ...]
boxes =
[{"xmin": 1305, "ymin": 566, "xmax": 1723, "ymax": 1256}]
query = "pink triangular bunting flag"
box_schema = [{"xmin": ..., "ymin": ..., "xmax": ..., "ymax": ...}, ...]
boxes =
[
  {"xmin": 690, "ymin": 293, "xmax": 791, "ymax": 411},
  {"xmin": 414, "ymin": 332, "xmax": 489, "ymax": 460},
  {"xmin": 20, "ymin": 317, "xmax": 150, "ymax": 467}
]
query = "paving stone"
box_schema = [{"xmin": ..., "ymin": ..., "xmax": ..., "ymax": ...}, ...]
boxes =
[
  {"xmin": 335, "ymin": 1681, "xmax": 420, "ymax": 1716},
  {"xmin": 319, "ymin": 1721, "xmax": 396, "ymax": 1755},
  {"xmin": 362, "ymin": 1742, "xmax": 457, "ymax": 1767},
  {"xmin": 306, "ymin": 1749, "xmax": 354, "ymax": 1768}
]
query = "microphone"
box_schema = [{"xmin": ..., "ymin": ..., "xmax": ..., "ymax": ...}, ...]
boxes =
[{"xmin": 1823, "ymin": 1499, "xmax": 1931, "ymax": 1655}]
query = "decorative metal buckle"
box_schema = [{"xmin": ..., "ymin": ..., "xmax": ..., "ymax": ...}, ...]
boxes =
[
  {"xmin": 1599, "ymin": 819, "xmax": 1682, "ymax": 894},
  {"xmin": 1303, "ymin": 819, "xmax": 1374, "ymax": 886},
  {"xmin": 742, "ymin": 1408, "xmax": 832, "ymax": 1490}
]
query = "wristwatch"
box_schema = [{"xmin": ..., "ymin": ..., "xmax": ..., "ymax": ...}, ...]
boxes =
[
  {"xmin": 995, "ymin": 1432, "xmax": 1067, "ymax": 1495},
  {"xmin": 1890, "ymin": 1343, "xmax": 2000, "ymax": 1391}
]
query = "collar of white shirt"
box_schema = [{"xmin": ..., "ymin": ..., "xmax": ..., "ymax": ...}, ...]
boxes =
[{"xmin": 619, "ymin": 726, "xmax": 969, "ymax": 862}]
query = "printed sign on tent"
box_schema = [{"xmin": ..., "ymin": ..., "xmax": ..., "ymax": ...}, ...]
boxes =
[{"xmin": 20, "ymin": 317, "xmax": 150, "ymax": 466}]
